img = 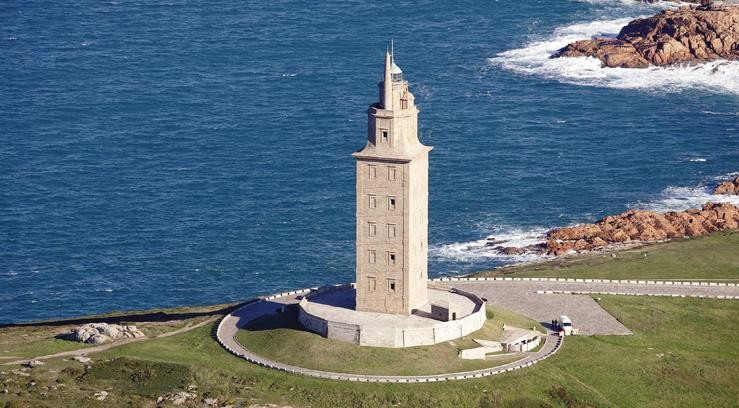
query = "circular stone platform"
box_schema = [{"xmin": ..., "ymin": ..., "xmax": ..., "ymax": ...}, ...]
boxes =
[{"xmin": 297, "ymin": 285, "xmax": 486, "ymax": 348}]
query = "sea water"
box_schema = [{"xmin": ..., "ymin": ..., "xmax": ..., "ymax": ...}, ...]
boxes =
[{"xmin": 1, "ymin": 0, "xmax": 737, "ymax": 323}]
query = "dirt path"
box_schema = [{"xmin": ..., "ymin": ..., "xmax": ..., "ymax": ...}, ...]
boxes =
[{"xmin": 1, "ymin": 317, "xmax": 218, "ymax": 366}]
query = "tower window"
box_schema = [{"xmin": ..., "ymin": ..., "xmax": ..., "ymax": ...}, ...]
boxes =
[
  {"xmin": 368, "ymin": 222, "xmax": 376, "ymax": 237},
  {"xmin": 387, "ymin": 224, "xmax": 396, "ymax": 239},
  {"xmin": 401, "ymin": 98, "xmax": 408, "ymax": 109},
  {"xmin": 368, "ymin": 277, "xmax": 377, "ymax": 291},
  {"xmin": 368, "ymin": 250, "xmax": 376, "ymax": 264},
  {"xmin": 387, "ymin": 279, "xmax": 396, "ymax": 293},
  {"xmin": 388, "ymin": 252, "xmax": 396, "ymax": 265},
  {"xmin": 387, "ymin": 166, "xmax": 397, "ymax": 181},
  {"xmin": 368, "ymin": 165, "xmax": 377, "ymax": 179},
  {"xmin": 380, "ymin": 129, "xmax": 389, "ymax": 144},
  {"xmin": 388, "ymin": 196, "xmax": 396, "ymax": 210},
  {"xmin": 368, "ymin": 194, "xmax": 376, "ymax": 209}
]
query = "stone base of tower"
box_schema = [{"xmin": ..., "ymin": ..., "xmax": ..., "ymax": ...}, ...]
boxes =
[{"xmin": 297, "ymin": 283, "xmax": 486, "ymax": 348}]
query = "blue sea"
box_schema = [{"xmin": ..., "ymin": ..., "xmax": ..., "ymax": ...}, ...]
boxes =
[{"xmin": 2, "ymin": 0, "xmax": 738, "ymax": 324}]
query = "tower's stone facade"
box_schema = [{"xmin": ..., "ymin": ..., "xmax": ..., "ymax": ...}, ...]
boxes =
[{"xmin": 353, "ymin": 51, "xmax": 432, "ymax": 315}]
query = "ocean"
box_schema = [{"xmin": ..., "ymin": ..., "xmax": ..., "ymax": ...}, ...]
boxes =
[{"xmin": 2, "ymin": 0, "xmax": 738, "ymax": 323}]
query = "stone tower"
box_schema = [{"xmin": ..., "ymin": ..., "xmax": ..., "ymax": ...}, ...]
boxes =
[{"xmin": 353, "ymin": 49, "xmax": 432, "ymax": 315}]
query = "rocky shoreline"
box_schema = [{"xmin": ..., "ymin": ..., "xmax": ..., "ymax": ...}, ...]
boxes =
[
  {"xmin": 551, "ymin": 3, "xmax": 739, "ymax": 68},
  {"xmin": 714, "ymin": 176, "xmax": 739, "ymax": 195},
  {"xmin": 484, "ymin": 178, "xmax": 739, "ymax": 257},
  {"xmin": 546, "ymin": 202, "xmax": 739, "ymax": 255}
]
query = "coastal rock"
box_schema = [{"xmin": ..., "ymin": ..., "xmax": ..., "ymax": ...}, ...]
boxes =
[
  {"xmin": 553, "ymin": 38, "xmax": 650, "ymax": 68},
  {"xmin": 546, "ymin": 202, "xmax": 739, "ymax": 255},
  {"xmin": 713, "ymin": 177, "xmax": 739, "ymax": 195},
  {"xmin": 157, "ymin": 391, "xmax": 197, "ymax": 405},
  {"xmin": 23, "ymin": 360, "xmax": 44, "ymax": 368},
  {"xmin": 496, "ymin": 246, "xmax": 528, "ymax": 255},
  {"xmin": 73, "ymin": 356, "xmax": 92, "ymax": 364},
  {"xmin": 69, "ymin": 323, "xmax": 145, "ymax": 345},
  {"xmin": 552, "ymin": 5, "xmax": 739, "ymax": 68},
  {"xmin": 484, "ymin": 237, "xmax": 509, "ymax": 247}
]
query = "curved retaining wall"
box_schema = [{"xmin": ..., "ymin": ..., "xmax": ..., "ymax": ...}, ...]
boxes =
[
  {"xmin": 297, "ymin": 285, "xmax": 486, "ymax": 348},
  {"xmin": 215, "ymin": 289, "xmax": 565, "ymax": 382}
]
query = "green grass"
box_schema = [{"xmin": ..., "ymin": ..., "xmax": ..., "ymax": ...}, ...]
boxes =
[
  {"xmin": 2, "ymin": 233, "xmax": 738, "ymax": 407},
  {"xmin": 2, "ymin": 295, "xmax": 736, "ymax": 407},
  {"xmin": 233, "ymin": 305, "xmax": 543, "ymax": 376},
  {"xmin": 0, "ymin": 303, "xmax": 236, "ymax": 361},
  {"xmin": 83, "ymin": 358, "xmax": 192, "ymax": 395},
  {"xmin": 474, "ymin": 231, "xmax": 739, "ymax": 281},
  {"xmin": 0, "ymin": 326, "xmax": 96, "ymax": 360}
]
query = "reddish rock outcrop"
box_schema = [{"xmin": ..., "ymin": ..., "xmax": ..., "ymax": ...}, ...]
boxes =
[
  {"xmin": 546, "ymin": 202, "xmax": 739, "ymax": 255},
  {"xmin": 552, "ymin": 5, "xmax": 739, "ymax": 68},
  {"xmin": 713, "ymin": 177, "xmax": 739, "ymax": 195}
]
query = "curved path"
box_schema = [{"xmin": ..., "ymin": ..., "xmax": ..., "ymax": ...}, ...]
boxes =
[{"xmin": 216, "ymin": 278, "xmax": 739, "ymax": 382}]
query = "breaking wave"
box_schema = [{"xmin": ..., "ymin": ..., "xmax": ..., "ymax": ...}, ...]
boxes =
[
  {"xmin": 488, "ymin": 17, "xmax": 739, "ymax": 95},
  {"xmin": 432, "ymin": 172, "xmax": 739, "ymax": 265},
  {"xmin": 430, "ymin": 226, "xmax": 550, "ymax": 264},
  {"xmin": 632, "ymin": 173, "xmax": 739, "ymax": 212}
]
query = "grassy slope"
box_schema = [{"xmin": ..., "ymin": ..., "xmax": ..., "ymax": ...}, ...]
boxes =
[
  {"xmin": 234, "ymin": 305, "xmax": 544, "ymax": 376},
  {"xmin": 0, "ymin": 303, "xmax": 235, "ymax": 361},
  {"xmin": 1, "ymin": 234, "xmax": 738, "ymax": 406},
  {"xmin": 474, "ymin": 231, "xmax": 739, "ymax": 281},
  {"xmin": 2, "ymin": 296, "xmax": 737, "ymax": 407}
]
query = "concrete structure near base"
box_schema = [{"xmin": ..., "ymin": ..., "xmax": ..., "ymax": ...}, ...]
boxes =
[
  {"xmin": 298, "ymin": 285, "xmax": 486, "ymax": 348},
  {"xmin": 459, "ymin": 327, "xmax": 542, "ymax": 360}
]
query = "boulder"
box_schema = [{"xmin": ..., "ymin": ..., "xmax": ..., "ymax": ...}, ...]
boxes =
[
  {"xmin": 94, "ymin": 391, "xmax": 108, "ymax": 401},
  {"xmin": 24, "ymin": 360, "xmax": 44, "ymax": 368},
  {"xmin": 69, "ymin": 323, "xmax": 145, "ymax": 345},
  {"xmin": 545, "ymin": 202, "xmax": 739, "ymax": 254},
  {"xmin": 713, "ymin": 177, "xmax": 739, "ymax": 195},
  {"xmin": 552, "ymin": 5, "xmax": 739, "ymax": 68},
  {"xmin": 73, "ymin": 356, "xmax": 92, "ymax": 364},
  {"xmin": 157, "ymin": 391, "xmax": 197, "ymax": 406},
  {"xmin": 496, "ymin": 246, "xmax": 528, "ymax": 255}
]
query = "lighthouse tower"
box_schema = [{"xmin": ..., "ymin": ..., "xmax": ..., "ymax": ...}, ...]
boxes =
[{"xmin": 352, "ymin": 49, "xmax": 432, "ymax": 315}]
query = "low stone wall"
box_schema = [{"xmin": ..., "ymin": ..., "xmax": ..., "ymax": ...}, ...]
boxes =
[
  {"xmin": 297, "ymin": 285, "xmax": 487, "ymax": 348},
  {"xmin": 535, "ymin": 290, "xmax": 739, "ymax": 299},
  {"xmin": 217, "ymin": 302, "xmax": 565, "ymax": 382},
  {"xmin": 430, "ymin": 276, "xmax": 739, "ymax": 287},
  {"xmin": 509, "ymin": 335, "xmax": 541, "ymax": 352}
]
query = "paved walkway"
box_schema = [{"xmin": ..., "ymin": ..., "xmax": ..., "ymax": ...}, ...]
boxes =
[
  {"xmin": 216, "ymin": 279, "xmax": 739, "ymax": 381},
  {"xmin": 442, "ymin": 279, "xmax": 739, "ymax": 335}
]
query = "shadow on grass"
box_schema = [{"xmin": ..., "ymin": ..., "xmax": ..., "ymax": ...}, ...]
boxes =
[{"xmin": 241, "ymin": 307, "xmax": 308, "ymax": 333}]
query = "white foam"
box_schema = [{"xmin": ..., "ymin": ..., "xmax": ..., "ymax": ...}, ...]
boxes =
[
  {"xmin": 631, "ymin": 174, "xmax": 739, "ymax": 212},
  {"xmin": 430, "ymin": 226, "xmax": 550, "ymax": 263},
  {"xmin": 489, "ymin": 17, "xmax": 739, "ymax": 95},
  {"xmin": 702, "ymin": 110, "xmax": 739, "ymax": 116},
  {"xmin": 687, "ymin": 158, "xmax": 707, "ymax": 162}
]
